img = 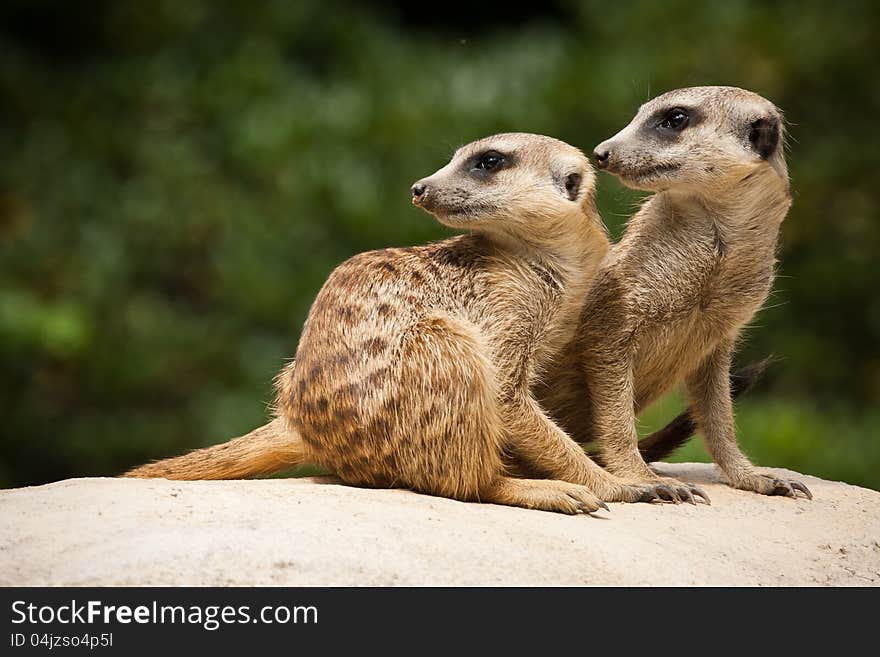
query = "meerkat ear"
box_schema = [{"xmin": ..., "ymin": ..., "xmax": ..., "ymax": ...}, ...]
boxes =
[
  {"xmin": 564, "ymin": 172, "xmax": 582, "ymax": 201},
  {"xmin": 555, "ymin": 171, "xmax": 582, "ymax": 201},
  {"xmin": 748, "ymin": 116, "xmax": 781, "ymax": 159}
]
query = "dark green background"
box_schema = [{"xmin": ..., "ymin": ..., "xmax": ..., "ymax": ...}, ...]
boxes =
[{"xmin": 1, "ymin": 1, "xmax": 878, "ymax": 489}]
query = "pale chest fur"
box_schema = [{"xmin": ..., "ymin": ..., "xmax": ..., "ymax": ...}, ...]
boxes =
[{"xmin": 617, "ymin": 203, "xmax": 779, "ymax": 408}]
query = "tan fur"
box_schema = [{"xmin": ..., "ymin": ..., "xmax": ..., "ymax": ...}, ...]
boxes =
[
  {"xmin": 124, "ymin": 417, "xmax": 305, "ymax": 480},
  {"xmin": 129, "ymin": 133, "xmax": 661, "ymax": 512},
  {"xmin": 537, "ymin": 86, "xmax": 811, "ymax": 500}
]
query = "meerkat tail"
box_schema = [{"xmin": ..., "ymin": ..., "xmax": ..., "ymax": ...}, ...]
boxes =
[
  {"xmin": 123, "ymin": 417, "xmax": 308, "ymax": 480},
  {"xmin": 635, "ymin": 357, "xmax": 775, "ymax": 464}
]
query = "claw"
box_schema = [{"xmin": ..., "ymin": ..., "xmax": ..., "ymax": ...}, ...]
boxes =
[
  {"xmin": 678, "ymin": 487, "xmax": 697, "ymax": 505},
  {"xmin": 772, "ymin": 479, "xmax": 796, "ymax": 498},
  {"xmin": 576, "ymin": 500, "xmax": 607, "ymax": 516},
  {"xmin": 577, "ymin": 503, "xmax": 606, "ymax": 517},
  {"xmin": 690, "ymin": 486, "xmax": 711, "ymax": 505},
  {"xmin": 639, "ymin": 488, "xmax": 661, "ymax": 503},
  {"xmin": 654, "ymin": 484, "xmax": 680, "ymax": 503},
  {"xmin": 790, "ymin": 481, "xmax": 813, "ymax": 500}
]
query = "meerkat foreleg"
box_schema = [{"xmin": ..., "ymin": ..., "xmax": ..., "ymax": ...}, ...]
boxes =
[
  {"xmin": 587, "ymin": 353, "xmax": 710, "ymax": 504},
  {"xmin": 500, "ymin": 395, "xmax": 662, "ymax": 503},
  {"xmin": 686, "ymin": 341, "xmax": 812, "ymax": 499},
  {"xmin": 482, "ymin": 477, "xmax": 609, "ymax": 515}
]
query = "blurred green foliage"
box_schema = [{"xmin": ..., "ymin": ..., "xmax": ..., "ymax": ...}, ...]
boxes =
[{"xmin": 1, "ymin": 1, "xmax": 878, "ymax": 489}]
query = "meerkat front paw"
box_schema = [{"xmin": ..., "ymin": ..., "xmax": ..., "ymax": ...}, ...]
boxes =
[
  {"xmin": 610, "ymin": 476, "xmax": 710, "ymax": 505},
  {"xmin": 729, "ymin": 472, "xmax": 813, "ymax": 499},
  {"xmin": 602, "ymin": 462, "xmax": 711, "ymax": 505},
  {"xmin": 599, "ymin": 480, "xmax": 710, "ymax": 505},
  {"xmin": 644, "ymin": 478, "xmax": 711, "ymax": 505},
  {"xmin": 606, "ymin": 470, "xmax": 711, "ymax": 505}
]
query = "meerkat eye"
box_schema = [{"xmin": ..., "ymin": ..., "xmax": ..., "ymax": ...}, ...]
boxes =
[
  {"xmin": 658, "ymin": 108, "xmax": 689, "ymax": 132},
  {"xmin": 474, "ymin": 151, "xmax": 505, "ymax": 172}
]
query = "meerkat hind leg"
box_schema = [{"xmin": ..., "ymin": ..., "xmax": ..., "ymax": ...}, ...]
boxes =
[
  {"xmin": 395, "ymin": 314, "xmax": 608, "ymax": 515},
  {"xmin": 391, "ymin": 313, "xmax": 507, "ymax": 501},
  {"xmin": 687, "ymin": 343, "xmax": 811, "ymax": 500}
]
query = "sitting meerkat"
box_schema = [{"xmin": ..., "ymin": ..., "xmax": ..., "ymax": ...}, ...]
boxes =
[
  {"xmin": 538, "ymin": 86, "xmax": 811, "ymax": 501},
  {"xmin": 130, "ymin": 133, "xmax": 664, "ymax": 513}
]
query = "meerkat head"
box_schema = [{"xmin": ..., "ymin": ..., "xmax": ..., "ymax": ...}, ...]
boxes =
[
  {"xmin": 593, "ymin": 86, "xmax": 788, "ymax": 195},
  {"xmin": 410, "ymin": 133, "xmax": 601, "ymax": 243}
]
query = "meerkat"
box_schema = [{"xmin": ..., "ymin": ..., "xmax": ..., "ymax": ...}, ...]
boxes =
[
  {"xmin": 129, "ymin": 133, "xmax": 667, "ymax": 513},
  {"xmin": 537, "ymin": 86, "xmax": 812, "ymax": 501}
]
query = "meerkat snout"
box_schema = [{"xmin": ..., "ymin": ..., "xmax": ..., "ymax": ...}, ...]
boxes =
[
  {"xmin": 411, "ymin": 181, "xmax": 429, "ymax": 207},
  {"xmin": 593, "ymin": 148, "xmax": 610, "ymax": 170},
  {"xmin": 592, "ymin": 138, "xmax": 641, "ymax": 177}
]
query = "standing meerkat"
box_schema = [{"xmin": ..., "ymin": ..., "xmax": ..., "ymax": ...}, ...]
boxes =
[
  {"xmin": 130, "ymin": 133, "xmax": 665, "ymax": 512},
  {"xmin": 538, "ymin": 86, "xmax": 812, "ymax": 501}
]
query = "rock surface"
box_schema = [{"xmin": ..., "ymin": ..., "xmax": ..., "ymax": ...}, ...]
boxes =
[{"xmin": 1, "ymin": 463, "xmax": 878, "ymax": 586}]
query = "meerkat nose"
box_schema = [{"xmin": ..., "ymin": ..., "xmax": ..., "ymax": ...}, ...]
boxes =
[
  {"xmin": 593, "ymin": 149, "xmax": 611, "ymax": 169},
  {"xmin": 411, "ymin": 182, "xmax": 429, "ymax": 205}
]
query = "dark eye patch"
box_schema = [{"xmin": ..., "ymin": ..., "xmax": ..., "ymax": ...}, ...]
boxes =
[
  {"xmin": 658, "ymin": 107, "xmax": 689, "ymax": 132},
  {"xmin": 474, "ymin": 150, "xmax": 505, "ymax": 171},
  {"xmin": 466, "ymin": 149, "xmax": 513, "ymax": 178},
  {"xmin": 645, "ymin": 105, "xmax": 701, "ymax": 139}
]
